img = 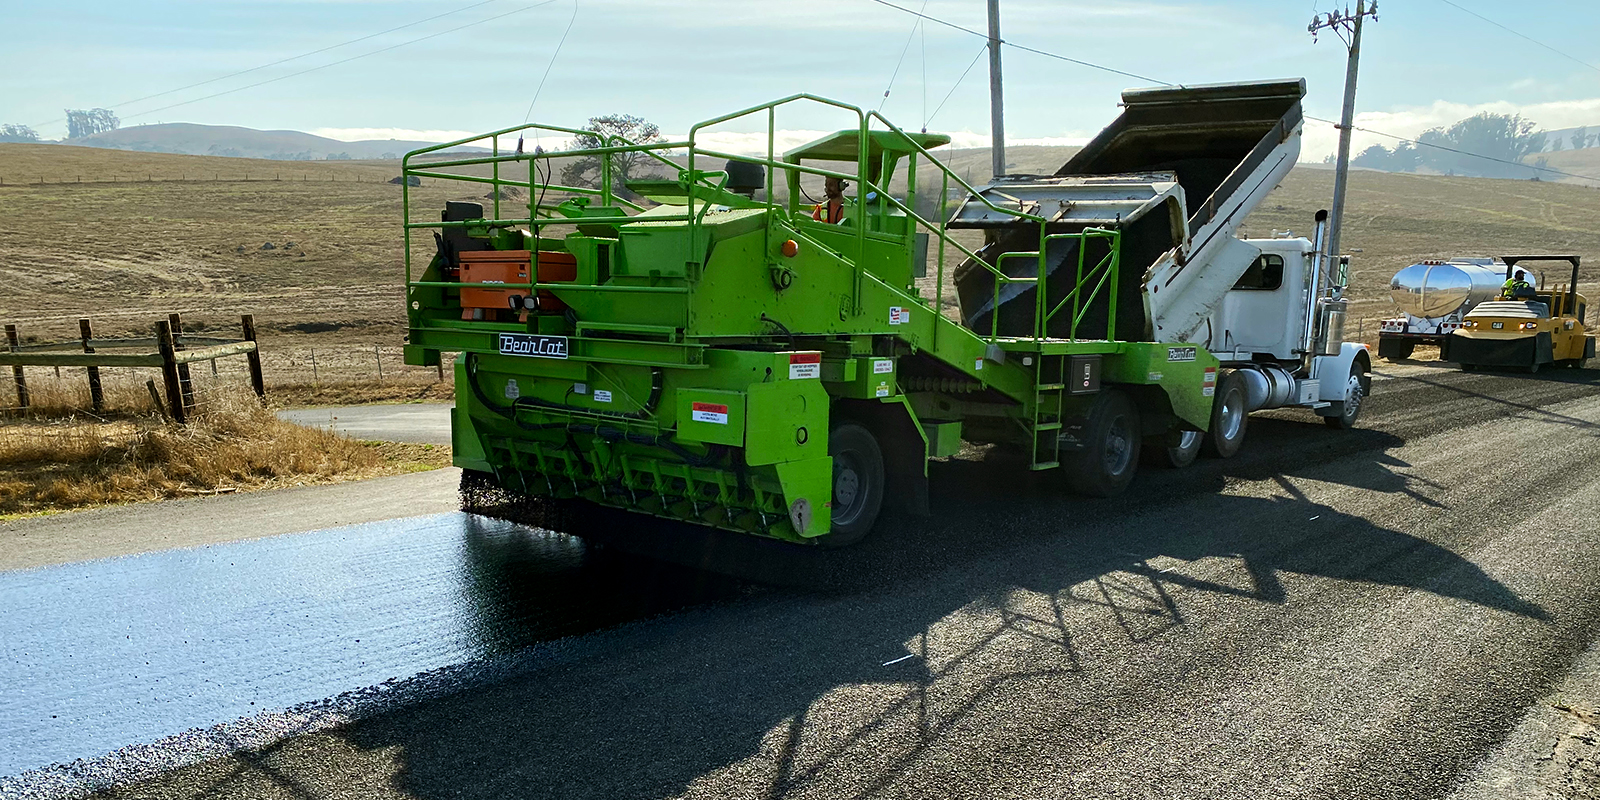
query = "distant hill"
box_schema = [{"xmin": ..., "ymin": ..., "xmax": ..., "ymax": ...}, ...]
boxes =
[{"xmin": 59, "ymin": 122, "xmax": 486, "ymax": 161}]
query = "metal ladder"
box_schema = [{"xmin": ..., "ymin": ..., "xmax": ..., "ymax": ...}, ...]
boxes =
[{"xmin": 1027, "ymin": 353, "xmax": 1066, "ymax": 470}]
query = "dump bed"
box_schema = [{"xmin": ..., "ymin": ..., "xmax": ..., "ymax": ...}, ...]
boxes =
[{"xmin": 952, "ymin": 79, "xmax": 1305, "ymax": 343}]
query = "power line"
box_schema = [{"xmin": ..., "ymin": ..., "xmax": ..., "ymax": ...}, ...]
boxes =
[
  {"xmin": 1307, "ymin": 114, "xmax": 1600, "ymax": 183},
  {"xmin": 865, "ymin": 0, "xmax": 1168, "ymax": 85},
  {"xmin": 1434, "ymin": 0, "xmax": 1600, "ymax": 76},
  {"xmin": 878, "ymin": 0, "xmax": 928, "ymax": 113},
  {"xmin": 522, "ymin": 0, "xmax": 579, "ymax": 123},
  {"xmin": 119, "ymin": 2, "xmax": 557, "ymax": 123},
  {"xmin": 926, "ymin": 44, "xmax": 988, "ymax": 127},
  {"xmin": 871, "ymin": 0, "xmax": 1600, "ymax": 185},
  {"xmin": 121, "ymin": 1, "xmax": 504, "ymax": 115}
]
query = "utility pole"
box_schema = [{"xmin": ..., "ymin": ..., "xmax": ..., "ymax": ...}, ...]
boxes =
[
  {"xmin": 1309, "ymin": 0, "xmax": 1378, "ymax": 264},
  {"xmin": 987, "ymin": 0, "xmax": 1006, "ymax": 180}
]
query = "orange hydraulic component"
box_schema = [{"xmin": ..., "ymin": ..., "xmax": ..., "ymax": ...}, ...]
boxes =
[{"xmin": 458, "ymin": 250, "xmax": 577, "ymax": 319}]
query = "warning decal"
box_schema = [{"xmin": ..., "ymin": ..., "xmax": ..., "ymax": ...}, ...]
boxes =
[
  {"xmin": 1203, "ymin": 368, "xmax": 1217, "ymax": 397},
  {"xmin": 593, "ymin": 390, "xmax": 612, "ymax": 403},
  {"xmin": 691, "ymin": 402, "xmax": 730, "ymax": 425},
  {"xmin": 889, "ymin": 307, "xmax": 912, "ymax": 325},
  {"xmin": 789, "ymin": 352, "xmax": 821, "ymax": 380}
]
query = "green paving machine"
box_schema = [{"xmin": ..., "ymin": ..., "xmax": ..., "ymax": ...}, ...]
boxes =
[{"xmin": 404, "ymin": 83, "xmax": 1361, "ymax": 545}]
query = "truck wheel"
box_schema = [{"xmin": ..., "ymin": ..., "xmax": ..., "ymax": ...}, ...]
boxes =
[
  {"xmin": 1144, "ymin": 428, "xmax": 1202, "ymax": 469},
  {"xmin": 821, "ymin": 422, "xmax": 884, "ymax": 547},
  {"xmin": 1323, "ymin": 363, "xmax": 1366, "ymax": 430},
  {"xmin": 1064, "ymin": 390, "xmax": 1141, "ymax": 497},
  {"xmin": 1202, "ymin": 370, "xmax": 1249, "ymax": 458},
  {"xmin": 1383, "ymin": 340, "xmax": 1415, "ymax": 360}
]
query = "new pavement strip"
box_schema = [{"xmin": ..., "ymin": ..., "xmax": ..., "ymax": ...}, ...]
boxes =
[{"xmin": 3, "ymin": 366, "xmax": 1599, "ymax": 799}]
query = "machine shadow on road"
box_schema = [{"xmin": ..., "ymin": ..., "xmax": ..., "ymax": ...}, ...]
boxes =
[{"xmin": 307, "ymin": 429, "xmax": 1549, "ymax": 800}]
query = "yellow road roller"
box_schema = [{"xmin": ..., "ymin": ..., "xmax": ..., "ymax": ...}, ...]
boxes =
[{"xmin": 1442, "ymin": 255, "xmax": 1594, "ymax": 373}]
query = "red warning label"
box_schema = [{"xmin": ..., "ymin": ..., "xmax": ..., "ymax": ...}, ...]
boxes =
[
  {"xmin": 789, "ymin": 352, "xmax": 821, "ymax": 380},
  {"xmin": 690, "ymin": 402, "xmax": 730, "ymax": 424}
]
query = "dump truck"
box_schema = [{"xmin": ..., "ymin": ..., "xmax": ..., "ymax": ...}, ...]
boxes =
[
  {"xmin": 401, "ymin": 80, "xmax": 1370, "ymax": 545},
  {"xmin": 1441, "ymin": 255, "xmax": 1593, "ymax": 372},
  {"xmin": 1378, "ymin": 257, "xmax": 1521, "ymax": 360}
]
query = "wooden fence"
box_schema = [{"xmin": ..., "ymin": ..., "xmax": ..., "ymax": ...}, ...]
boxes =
[{"xmin": 1, "ymin": 314, "xmax": 265, "ymax": 424}]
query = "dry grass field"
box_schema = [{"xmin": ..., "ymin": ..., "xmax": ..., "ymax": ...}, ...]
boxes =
[{"xmin": 3, "ymin": 140, "xmax": 1598, "ymax": 359}]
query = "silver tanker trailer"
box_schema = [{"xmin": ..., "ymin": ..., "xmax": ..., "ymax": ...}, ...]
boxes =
[{"xmin": 1378, "ymin": 258, "xmax": 1511, "ymax": 360}]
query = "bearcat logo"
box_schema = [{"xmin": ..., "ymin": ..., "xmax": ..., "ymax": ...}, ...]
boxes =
[{"xmin": 498, "ymin": 333, "xmax": 569, "ymax": 359}]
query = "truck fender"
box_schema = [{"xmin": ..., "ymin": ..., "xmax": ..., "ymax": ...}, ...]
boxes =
[{"xmin": 1314, "ymin": 343, "xmax": 1371, "ymax": 409}]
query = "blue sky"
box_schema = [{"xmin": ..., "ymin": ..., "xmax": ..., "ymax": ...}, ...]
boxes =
[{"xmin": 4, "ymin": 0, "xmax": 1598, "ymax": 159}]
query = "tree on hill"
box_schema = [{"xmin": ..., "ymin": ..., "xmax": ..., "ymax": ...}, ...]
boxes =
[
  {"xmin": 64, "ymin": 108, "xmax": 119, "ymax": 139},
  {"xmin": 0, "ymin": 124, "xmax": 40, "ymax": 143},
  {"xmin": 559, "ymin": 114, "xmax": 663, "ymax": 198},
  {"xmin": 1416, "ymin": 112, "xmax": 1546, "ymax": 179},
  {"xmin": 1573, "ymin": 126, "xmax": 1589, "ymax": 150}
]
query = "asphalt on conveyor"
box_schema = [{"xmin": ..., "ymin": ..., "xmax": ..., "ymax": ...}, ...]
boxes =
[{"xmin": 7, "ymin": 362, "xmax": 1600, "ymax": 798}]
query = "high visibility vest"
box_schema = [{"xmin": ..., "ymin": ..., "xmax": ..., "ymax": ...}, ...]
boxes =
[{"xmin": 812, "ymin": 200, "xmax": 844, "ymax": 224}]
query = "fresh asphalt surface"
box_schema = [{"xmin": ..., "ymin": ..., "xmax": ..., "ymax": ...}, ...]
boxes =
[{"xmin": 3, "ymin": 362, "xmax": 1599, "ymax": 798}]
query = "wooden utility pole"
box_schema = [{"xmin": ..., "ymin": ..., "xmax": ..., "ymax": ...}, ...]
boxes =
[
  {"xmin": 987, "ymin": 0, "xmax": 1006, "ymax": 180},
  {"xmin": 1310, "ymin": 0, "xmax": 1378, "ymax": 266}
]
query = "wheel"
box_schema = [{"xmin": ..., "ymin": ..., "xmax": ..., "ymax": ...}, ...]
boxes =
[
  {"xmin": 1063, "ymin": 389, "xmax": 1141, "ymax": 497},
  {"xmin": 1574, "ymin": 359, "xmax": 1589, "ymax": 370},
  {"xmin": 1202, "ymin": 369, "xmax": 1249, "ymax": 459},
  {"xmin": 820, "ymin": 422, "xmax": 884, "ymax": 547},
  {"xmin": 1144, "ymin": 428, "xmax": 1202, "ymax": 469},
  {"xmin": 1323, "ymin": 363, "xmax": 1366, "ymax": 430}
]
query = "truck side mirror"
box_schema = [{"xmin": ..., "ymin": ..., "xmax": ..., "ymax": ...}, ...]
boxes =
[{"xmin": 1336, "ymin": 255, "xmax": 1351, "ymax": 288}]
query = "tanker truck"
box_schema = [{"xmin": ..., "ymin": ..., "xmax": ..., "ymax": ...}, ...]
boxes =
[
  {"xmin": 1378, "ymin": 258, "xmax": 1511, "ymax": 359},
  {"xmin": 401, "ymin": 79, "xmax": 1370, "ymax": 546}
]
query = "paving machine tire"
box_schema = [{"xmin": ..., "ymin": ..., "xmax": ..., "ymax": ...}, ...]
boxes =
[
  {"xmin": 1323, "ymin": 363, "xmax": 1366, "ymax": 430},
  {"xmin": 1202, "ymin": 369, "xmax": 1249, "ymax": 459},
  {"xmin": 1144, "ymin": 428, "xmax": 1202, "ymax": 469},
  {"xmin": 1064, "ymin": 389, "xmax": 1142, "ymax": 497},
  {"xmin": 820, "ymin": 422, "xmax": 885, "ymax": 548}
]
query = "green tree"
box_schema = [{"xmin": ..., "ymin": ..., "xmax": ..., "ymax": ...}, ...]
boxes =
[
  {"xmin": 1572, "ymin": 126, "xmax": 1589, "ymax": 150},
  {"xmin": 0, "ymin": 124, "xmax": 40, "ymax": 143},
  {"xmin": 1416, "ymin": 112, "xmax": 1546, "ymax": 179},
  {"xmin": 558, "ymin": 114, "xmax": 663, "ymax": 197},
  {"xmin": 64, "ymin": 108, "xmax": 119, "ymax": 139}
]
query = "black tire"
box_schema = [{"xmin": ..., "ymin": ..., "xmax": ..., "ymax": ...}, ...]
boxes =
[
  {"xmin": 1323, "ymin": 362, "xmax": 1366, "ymax": 430},
  {"xmin": 821, "ymin": 422, "xmax": 884, "ymax": 547},
  {"xmin": 1144, "ymin": 427, "xmax": 1202, "ymax": 469},
  {"xmin": 1063, "ymin": 389, "xmax": 1141, "ymax": 497},
  {"xmin": 1382, "ymin": 340, "xmax": 1415, "ymax": 360},
  {"xmin": 1202, "ymin": 369, "xmax": 1249, "ymax": 459},
  {"xmin": 1526, "ymin": 361, "xmax": 1541, "ymax": 374}
]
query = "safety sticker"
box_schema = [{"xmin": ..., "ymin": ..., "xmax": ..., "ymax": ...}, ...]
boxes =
[
  {"xmin": 873, "ymin": 359, "xmax": 895, "ymax": 374},
  {"xmin": 691, "ymin": 402, "xmax": 729, "ymax": 425},
  {"xmin": 975, "ymin": 358, "xmax": 984, "ymax": 371},
  {"xmin": 875, "ymin": 381, "xmax": 891, "ymax": 398},
  {"xmin": 504, "ymin": 379, "xmax": 520, "ymax": 400},
  {"xmin": 1203, "ymin": 367, "xmax": 1216, "ymax": 397},
  {"xmin": 1147, "ymin": 371, "xmax": 1163, "ymax": 381},
  {"xmin": 789, "ymin": 352, "xmax": 821, "ymax": 380},
  {"xmin": 1167, "ymin": 346, "xmax": 1197, "ymax": 362},
  {"xmin": 593, "ymin": 390, "xmax": 612, "ymax": 403},
  {"xmin": 889, "ymin": 306, "xmax": 912, "ymax": 325}
]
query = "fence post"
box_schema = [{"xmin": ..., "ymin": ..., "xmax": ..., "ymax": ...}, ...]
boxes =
[
  {"xmin": 241, "ymin": 314, "xmax": 266, "ymax": 402},
  {"xmin": 156, "ymin": 320, "xmax": 187, "ymax": 423},
  {"xmin": 168, "ymin": 313, "xmax": 196, "ymax": 411},
  {"xmin": 436, "ymin": 359, "xmax": 444, "ymax": 381},
  {"xmin": 310, "ymin": 348, "xmax": 319, "ymax": 384},
  {"xmin": 79, "ymin": 318, "xmax": 104, "ymax": 413},
  {"xmin": 4, "ymin": 324, "xmax": 27, "ymax": 412},
  {"xmin": 375, "ymin": 345, "xmax": 383, "ymax": 381},
  {"xmin": 146, "ymin": 379, "xmax": 169, "ymax": 421}
]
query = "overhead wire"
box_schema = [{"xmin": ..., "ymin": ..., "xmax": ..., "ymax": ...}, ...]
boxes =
[
  {"xmin": 70, "ymin": 0, "xmax": 506, "ymax": 125},
  {"xmin": 117, "ymin": 1, "xmax": 558, "ymax": 123},
  {"xmin": 522, "ymin": 0, "xmax": 579, "ymax": 123},
  {"xmin": 1434, "ymin": 0, "xmax": 1600, "ymax": 76},
  {"xmin": 869, "ymin": 0, "xmax": 1600, "ymax": 183},
  {"xmin": 878, "ymin": 0, "xmax": 929, "ymax": 113}
]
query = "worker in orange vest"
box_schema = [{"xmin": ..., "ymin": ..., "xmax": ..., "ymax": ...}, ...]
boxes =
[{"xmin": 812, "ymin": 176, "xmax": 848, "ymax": 223}]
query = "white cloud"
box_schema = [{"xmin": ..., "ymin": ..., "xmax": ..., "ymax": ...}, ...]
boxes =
[
  {"xmin": 1300, "ymin": 97, "xmax": 1600, "ymax": 161},
  {"xmin": 311, "ymin": 127, "xmax": 480, "ymax": 143}
]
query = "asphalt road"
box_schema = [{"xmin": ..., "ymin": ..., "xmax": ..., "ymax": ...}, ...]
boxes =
[
  {"xmin": 275, "ymin": 403, "xmax": 453, "ymax": 446},
  {"xmin": 6, "ymin": 362, "xmax": 1600, "ymax": 799}
]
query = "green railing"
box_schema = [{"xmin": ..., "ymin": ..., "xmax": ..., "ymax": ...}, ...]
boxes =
[{"xmin": 400, "ymin": 96, "xmax": 1120, "ymax": 347}]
